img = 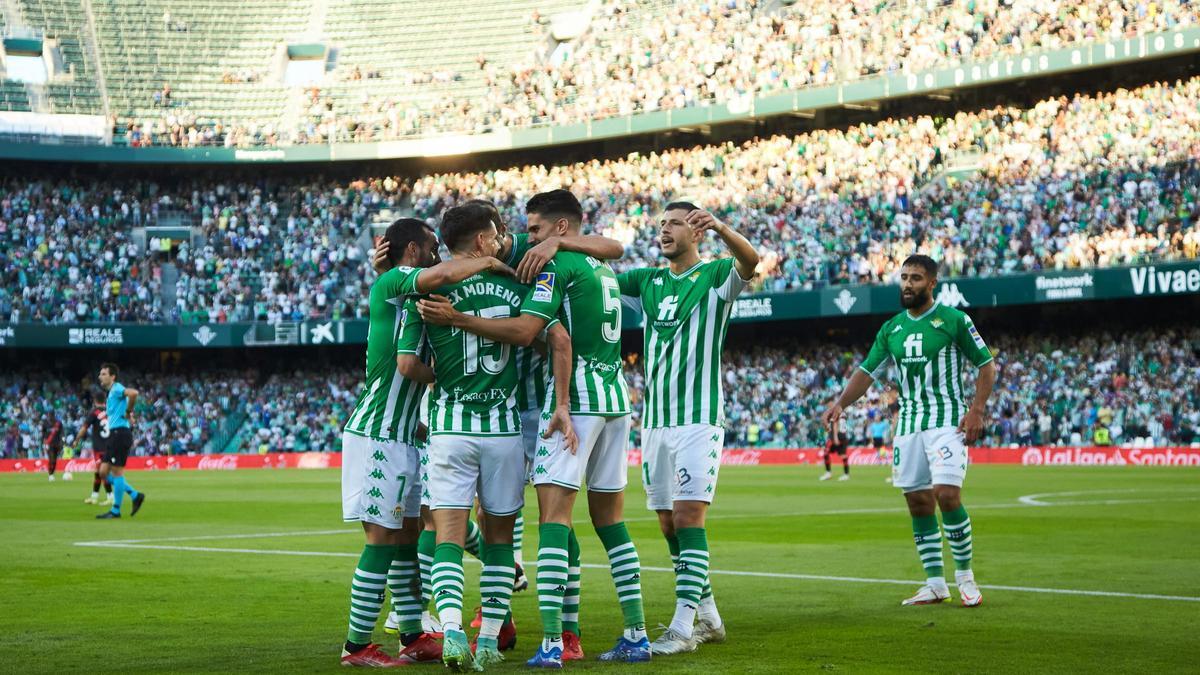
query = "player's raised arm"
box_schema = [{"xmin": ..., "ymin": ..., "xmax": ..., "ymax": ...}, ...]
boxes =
[
  {"xmin": 517, "ymin": 234, "xmax": 625, "ymax": 283},
  {"xmin": 686, "ymin": 209, "xmax": 759, "ymax": 281}
]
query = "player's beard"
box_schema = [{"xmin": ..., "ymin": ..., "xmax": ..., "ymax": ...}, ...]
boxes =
[{"xmin": 900, "ymin": 287, "xmax": 931, "ymax": 309}]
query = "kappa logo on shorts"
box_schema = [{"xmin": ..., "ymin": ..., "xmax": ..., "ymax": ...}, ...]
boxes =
[
  {"xmin": 534, "ymin": 465, "xmax": 548, "ymax": 475},
  {"xmin": 708, "ymin": 450, "xmax": 718, "ymax": 458},
  {"xmin": 369, "ymin": 468, "xmax": 385, "ymax": 480},
  {"xmin": 365, "ymin": 505, "xmax": 382, "ymax": 517},
  {"xmin": 372, "ymin": 450, "xmax": 387, "ymax": 462},
  {"xmin": 367, "ymin": 486, "xmax": 384, "ymax": 498},
  {"xmin": 537, "ymin": 447, "xmax": 550, "ymax": 457},
  {"xmin": 533, "ymin": 272, "xmax": 555, "ymax": 302}
]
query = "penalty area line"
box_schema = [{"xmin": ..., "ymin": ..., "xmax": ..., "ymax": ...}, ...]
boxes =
[{"xmin": 72, "ymin": 540, "xmax": 1200, "ymax": 603}]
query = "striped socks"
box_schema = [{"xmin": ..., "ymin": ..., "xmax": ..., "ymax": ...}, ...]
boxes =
[
  {"xmin": 942, "ymin": 506, "xmax": 973, "ymax": 571},
  {"xmin": 912, "ymin": 514, "xmax": 946, "ymax": 582},
  {"xmin": 479, "ymin": 543, "xmax": 516, "ymax": 639},
  {"xmin": 431, "ymin": 542, "xmax": 465, "ymax": 632},
  {"xmin": 513, "ymin": 512, "xmax": 525, "ymax": 566},
  {"xmin": 562, "ymin": 528, "xmax": 582, "ymax": 636},
  {"xmin": 536, "ymin": 523, "xmax": 570, "ymax": 640},
  {"xmin": 417, "ymin": 529, "xmax": 435, "ymax": 615},
  {"xmin": 346, "ymin": 543, "xmax": 393, "ymax": 644},
  {"xmin": 668, "ymin": 533, "xmax": 721, "ymax": 627},
  {"xmin": 387, "ymin": 544, "xmax": 422, "ymax": 635},
  {"xmin": 595, "ymin": 522, "xmax": 646, "ymax": 640},
  {"xmin": 465, "ymin": 519, "xmax": 483, "ymax": 560},
  {"xmin": 668, "ymin": 527, "xmax": 710, "ymax": 638}
]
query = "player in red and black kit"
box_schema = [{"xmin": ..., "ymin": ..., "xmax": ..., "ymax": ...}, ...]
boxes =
[
  {"xmin": 73, "ymin": 392, "xmax": 114, "ymax": 505},
  {"xmin": 819, "ymin": 408, "xmax": 850, "ymax": 482},
  {"xmin": 42, "ymin": 413, "xmax": 65, "ymax": 482}
]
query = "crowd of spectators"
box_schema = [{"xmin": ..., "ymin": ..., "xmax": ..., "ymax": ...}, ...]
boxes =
[
  {"xmin": 121, "ymin": 0, "xmax": 1200, "ymax": 145},
  {"xmin": 235, "ymin": 369, "xmax": 360, "ymax": 454},
  {"xmin": 624, "ymin": 326, "xmax": 1200, "ymax": 449},
  {"xmin": 0, "ymin": 369, "xmax": 255, "ymax": 459},
  {"xmin": 5, "ymin": 79, "xmax": 1200, "ymax": 323}
]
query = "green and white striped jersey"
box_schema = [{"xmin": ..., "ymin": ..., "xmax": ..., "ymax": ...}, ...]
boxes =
[
  {"xmin": 344, "ymin": 266, "xmax": 427, "ymax": 443},
  {"xmin": 521, "ymin": 251, "xmax": 630, "ymax": 417},
  {"xmin": 505, "ymin": 233, "xmax": 547, "ymax": 412},
  {"xmin": 859, "ymin": 302, "xmax": 994, "ymax": 436},
  {"xmin": 618, "ymin": 257, "xmax": 749, "ymax": 428},
  {"xmin": 398, "ymin": 271, "xmax": 527, "ymax": 436}
]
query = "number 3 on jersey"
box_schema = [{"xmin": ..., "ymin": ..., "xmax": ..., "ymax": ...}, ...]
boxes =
[{"xmin": 601, "ymin": 276, "xmax": 620, "ymax": 343}]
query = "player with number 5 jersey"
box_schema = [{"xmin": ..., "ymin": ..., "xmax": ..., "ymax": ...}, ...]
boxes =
[
  {"xmin": 823, "ymin": 254, "xmax": 997, "ymax": 611},
  {"xmin": 616, "ymin": 202, "xmax": 759, "ymax": 656},
  {"xmin": 416, "ymin": 190, "xmax": 650, "ymax": 668}
]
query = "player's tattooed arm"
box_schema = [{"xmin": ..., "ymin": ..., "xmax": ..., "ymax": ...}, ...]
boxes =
[
  {"xmin": 686, "ymin": 209, "xmax": 759, "ymax": 280},
  {"xmin": 543, "ymin": 323, "xmax": 579, "ymax": 453},
  {"xmin": 416, "ymin": 296, "xmax": 546, "ymax": 347},
  {"xmin": 517, "ymin": 235, "xmax": 625, "ymax": 283},
  {"xmin": 958, "ymin": 360, "xmax": 996, "ymax": 443},
  {"xmin": 822, "ymin": 370, "xmax": 874, "ymax": 436}
]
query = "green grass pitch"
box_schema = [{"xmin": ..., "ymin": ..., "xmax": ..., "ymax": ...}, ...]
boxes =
[{"xmin": 1, "ymin": 465, "xmax": 1197, "ymax": 673}]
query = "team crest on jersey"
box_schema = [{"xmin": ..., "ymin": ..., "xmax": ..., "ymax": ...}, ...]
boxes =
[
  {"xmin": 689, "ymin": 272, "xmax": 700, "ymax": 281},
  {"xmin": 930, "ymin": 318, "xmax": 944, "ymax": 328},
  {"xmin": 533, "ymin": 272, "xmax": 555, "ymax": 301}
]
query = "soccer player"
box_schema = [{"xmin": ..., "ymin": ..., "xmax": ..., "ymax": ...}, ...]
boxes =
[
  {"xmin": 95, "ymin": 364, "xmax": 144, "ymax": 519},
  {"xmin": 42, "ymin": 412, "xmax": 65, "ymax": 481},
  {"xmin": 417, "ymin": 189, "xmax": 651, "ymax": 667},
  {"xmin": 869, "ymin": 410, "xmax": 893, "ymax": 483},
  {"xmin": 820, "ymin": 413, "xmax": 850, "ymax": 481},
  {"xmin": 822, "ymin": 254, "xmax": 995, "ymax": 607},
  {"xmin": 396, "ymin": 203, "xmax": 574, "ymax": 671},
  {"xmin": 615, "ymin": 203, "xmax": 758, "ymax": 654},
  {"xmin": 339, "ymin": 217, "xmax": 513, "ymax": 667},
  {"xmin": 74, "ymin": 391, "xmax": 114, "ymax": 505}
]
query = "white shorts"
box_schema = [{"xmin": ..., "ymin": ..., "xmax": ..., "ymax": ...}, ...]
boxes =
[
  {"xmin": 532, "ymin": 414, "xmax": 630, "ymax": 493},
  {"xmin": 520, "ymin": 408, "xmax": 543, "ymax": 475},
  {"xmin": 426, "ymin": 434, "xmax": 526, "ymax": 516},
  {"xmin": 341, "ymin": 432, "xmax": 422, "ymax": 529},
  {"xmin": 641, "ymin": 424, "xmax": 724, "ymax": 511},
  {"xmin": 892, "ymin": 426, "xmax": 969, "ymax": 493}
]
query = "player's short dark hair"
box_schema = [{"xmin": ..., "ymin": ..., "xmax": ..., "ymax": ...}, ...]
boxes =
[
  {"xmin": 901, "ymin": 254, "xmax": 939, "ymax": 278},
  {"xmin": 100, "ymin": 362, "xmax": 118, "ymax": 378},
  {"xmin": 525, "ymin": 189, "xmax": 582, "ymax": 228},
  {"xmin": 464, "ymin": 199, "xmax": 505, "ymax": 233},
  {"xmin": 384, "ymin": 218, "xmax": 435, "ymax": 266},
  {"xmin": 440, "ymin": 203, "xmax": 496, "ymax": 252},
  {"xmin": 664, "ymin": 201, "xmax": 699, "ymax": 213}
]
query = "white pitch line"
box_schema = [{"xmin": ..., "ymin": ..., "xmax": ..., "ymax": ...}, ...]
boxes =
[{"xmin": 72, "ymin": 540, "xmax": 1200, "ymax": 603}]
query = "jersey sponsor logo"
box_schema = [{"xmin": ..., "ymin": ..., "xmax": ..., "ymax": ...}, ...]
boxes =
[
  {"xmin": 901, "ymin": 333, "xmax": 926, "ymax": 363},
  {"xmin": 936, "ymin": 283, "xmax": 970, "ymax": 307},
  {"xmin": 967, "ymin": 322, "xmax": 986, "ymax": 349},
  {"xmin": 833, "ymin": 289, "xmax": 858, "ymax": 314},
  {"xmin": 656, "ymin": 295, "xmax": 680, "ymax": 321},
  {"xmin": 533, "ymin": 272, "xmax": 555, "ymax": 302},
  {"xmin": 449, "ymin": 386, "xmax": 510, "ymax": 403}
]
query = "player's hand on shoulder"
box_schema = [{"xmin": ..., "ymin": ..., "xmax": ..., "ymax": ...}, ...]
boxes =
[
  {"xmin": 517, "ymin": 238, "xmax": 559, "ymax": 284},
  {"xmin": 416, "ymin": 294, "xmax": 459, "ymax": 326},
  {"xmin": 488, "ymin": 258, "xmax": 518, "ymax": 279}
]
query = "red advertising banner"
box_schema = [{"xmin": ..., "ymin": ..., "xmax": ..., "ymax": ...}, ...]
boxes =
[
  {"xmin": 2, "ymin": 447, "xmax": 1197, "ymax": 473},
  {"xmin": 0, "ymin": 452, "xmax": 343, "ymax": 473}
]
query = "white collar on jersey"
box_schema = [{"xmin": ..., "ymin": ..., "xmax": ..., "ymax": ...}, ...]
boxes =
[
  {"xmin": 905, "ymin": 301, "xmax": 940, "ymax": 321},
  {"xmin": 668, "ymin": 260, "xmax": 704, "ymax": 280}
]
